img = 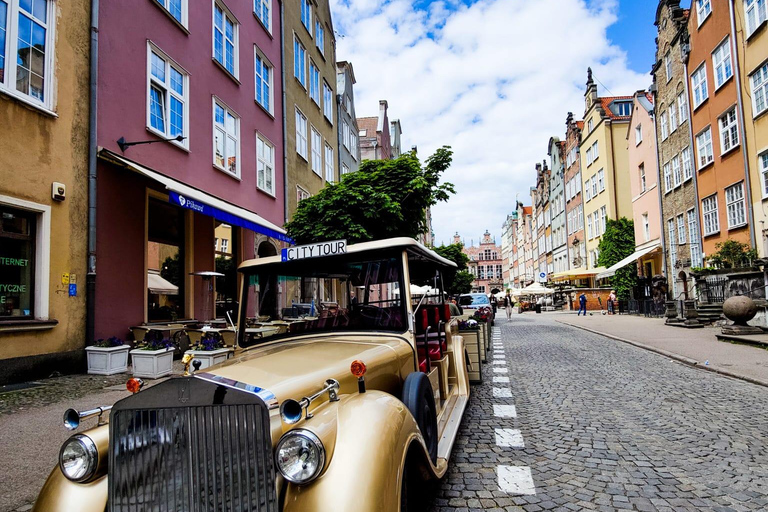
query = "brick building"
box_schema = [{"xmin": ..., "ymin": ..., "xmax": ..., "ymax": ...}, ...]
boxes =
[{"xmin": 457, "ymin": 231, "xmax": 503, "ymax": 294}]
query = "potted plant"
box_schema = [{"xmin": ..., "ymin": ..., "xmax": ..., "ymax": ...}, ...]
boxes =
[
  {"xmin": 85, "ymin": 336, "xmax": 129, "ymax": 375},
  {"xmin": 458, "ymin": 319, "xmax": 483, "ymax": 384},
  {"xmin": 130, "ymin": 334, "xmax": 175, "ymax": 379},
  {"xmin": 184, "ymin": 332, "xmax": 232, "ymax": 370}
]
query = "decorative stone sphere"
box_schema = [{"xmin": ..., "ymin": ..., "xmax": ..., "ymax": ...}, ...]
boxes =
[{"xmin": 722, "ymin": 296, "xmax": 758, "ymax": 324}]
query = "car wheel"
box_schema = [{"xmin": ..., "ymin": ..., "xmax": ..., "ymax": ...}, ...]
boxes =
[{"xmin": 401, "ymin": 372, "xmax": 438, "ymax": 464}]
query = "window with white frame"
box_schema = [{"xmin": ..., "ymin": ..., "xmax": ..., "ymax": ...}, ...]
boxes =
[
  {"xmin": 762, "ymin": 152, "xmax": 768, "ymax": 197},
  {"xmin": 725, "ymin": 182, "xmax": 746, "ymax": 228},
  {"xmin": 214, "ymin": 238, "xmax": 219, "ymax": 250},
  {"xmin": 615, "ymin": 101, "xmax": 632, "ymax": 116},
  {"xmin": 665, "ymin": 51, "xmax": 672, "ymax": 82},
  {"xmin": 643, "ymin": 213, "xmax": 650, "ymax": 241},
  {"xmin": 672, "ymin": 155, "xmax": 681, "ymax": 187},
  {"xmin": 597, "ymin": 169, "xmax": 605, "ymax": 192},
  {"xmin": 661, "ymin": 111, "xmax": 669, "ymax": 140},
  {"xmin": 682, "ymin": 146, "xmax": 693, "ymax": 181},
  {"xmin": 587, "ymin": 118, "xmax": 593, "ymax": 132},
  {"xmin": 300, "ymin": 0, "xmax": 311, "ymax": 34},
  {"xmin": 696, "ymin": 0, "xmax": 712, "ymax": 24},
  {"xmin": 221, "ymin": 238, "xmax": 229, "ymax": 253},
  {"xmin": 746, "ymin": 0, "xmax": 768, "ymax": 36},
  {"xmin": 678, "ymin": 92, "xmax": 688, "ymax": 123},
  {"xmin": 591, "ymin": 141, "xmax": 599, "ymax": 161},
  {"xmin": 254, "ymin": 49, "xmax": 272, "ymax": 113},
  {"xmin": 600, "ymin": 206, "xmax": 607, "ymax": 235},
  {"xmin": 310, "ymin": 127, "xmax": 321, "ymax": 175},
  {"xmin": 254, "ymin": 0, "xmax": 270, "ymax": 31},
  {"xmin": 696, "ymin": 126, "xmax": 714, "ymax": 168},
  {"xmin": 752, "ymin": 63, "xmax": 768, "ymax": 117},
  {"xmin": 719, "ymin": 107, "xmax": 739, "ymax": 154},
  {"xmin": 147, "ymin": 45, "xmax": 188, "ymax": 148},
  {"xmin": 257, "ymin": 135, "xmax": 274, "ymax": 195},
  {"xmin": 584, "ymin": 177, "xmax": 592, "ymax": 201},
  {"xmin": 213, "ymin": 99, "xmax": 239, "ymax": 177},
  {"xmin": 688, "ymin": 208, "xmax": 702, "ymax": 267},
  {"xmin": 691, "ymin": 64, "xmax": 708, "ymax": 108},
  {"xmin": 669, "ymin": 103, "xmax": 678, "ymax": 132},
  {"xmin": 295, "ymin": 108, "xmax": 307, "ymax": 159},
  {"xmin": 585, "ymin": 146, "xmax": 593, "ymax": 166},
  {"xmin": 587, "ymin": 215, "xmax": 593, "ymax": 239},
  {"xmin": 315, "ymin": 19, "xmax": 324, "ymax": 55},
  {"xmin": 0, "ymin": 0, "xmax": 54, "ymax": 107},
  {"xmin": 325, "ymin": 143, "xmax": 334, "ymax": 182},
  {"xmin": 322, "ymin": 81, "xmax": 333, "ymax": 122},
  {"xmin": 640, "ymin": 163, "xmax": 646, "ymax": 192},
  {"xmin": 297, "ymin": 185, "xmax": 310, "ymax": 203},
  {"xmin": 342, "ymin": 162, "xmax": 350, "ymax": 175},
  {"xmin": 664, "ymin": 162, "xmax": 672, "ymax": 192},
  {"xmin": 668, "ymin": 219, "xmax": 677, "ymax": 265},
  {"xmin": 591, "ymin": 174, "xmax": 598, "ymax": 197},
  {"xmin": 213, "ymin": 2, "xmax": 238, "ymax": 77},
  {"xmin": 712, "ymin": 38, "xmax": 733, "ymax": 89},
  {"xmin": 309, "ymin": 60, "xmax": 319, "ymax": 104},
  {"xmin": 293, "ymin": 35, "xmax": 306, "ymax": 87},
  {"xmin": 578, "ymin": 204, "xmax": 583, "ymax": 229},
  {"xmin": 677, "ymin": 214, "xmax": 686, "ymax": 245},
  {"xmin": 155, "ymin": 0, "xmax": 186, "ymax": 25},
  {"xmin": 635, "ymin": 124, "xmax": 642, "ymax": 145},
  {"xmin": 350, "ymin": 132, "xmax": 357, "ymax": 159},
  {"xmin": 702, "ymin": 194, "xmax": 719, "ymax": 235}
]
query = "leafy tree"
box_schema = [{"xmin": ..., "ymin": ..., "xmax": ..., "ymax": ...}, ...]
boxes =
[
  {"xmin": 707, "ymin": 240, "xmax": 757, "ymax": 268},
  {"xmin": 597, "ymin": 217, "xmax": 637, "ymax": 301},
  {"xmin": 285, "ymin": 147, "xmax": 455, "ymax": 244},
  {"xmin": 433, "ymin": 243, "xmax": 473, "ymax": 295}
]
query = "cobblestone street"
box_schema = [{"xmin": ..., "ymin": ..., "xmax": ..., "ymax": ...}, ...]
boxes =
[{"xmin": 431, "ymin": 314, "xmax": 768, "ymax": 512}]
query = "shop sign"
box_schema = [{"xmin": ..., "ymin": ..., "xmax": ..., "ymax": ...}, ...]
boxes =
[{"xmin": 281, "ymin": 240, "xmax": 347, "ymax": 262}]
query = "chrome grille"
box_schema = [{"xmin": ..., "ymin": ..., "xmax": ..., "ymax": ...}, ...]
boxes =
[{"xmin": 108, "ymin": 379, "xmax": 277, "ymax": 512}]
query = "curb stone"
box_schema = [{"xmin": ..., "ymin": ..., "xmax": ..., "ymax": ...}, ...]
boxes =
[{"xmin": 556, "ymin": 320, "xmax": 768, "ymax": 389}]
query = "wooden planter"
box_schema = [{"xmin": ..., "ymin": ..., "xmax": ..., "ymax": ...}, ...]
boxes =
[
  {"xmin": 183, "ymin": 348, "xmax": 233, "ymax": 370},
  {"xmin": 130, "ymin": 348, "xmax": 174, "ymax": 379},
  {"xmin": 85, "ymin": 345, "xmax": 129, "ymax": 375},
  {"xmin": 459, "ymin": 329, "xmax": 483, "ymax": 384}
]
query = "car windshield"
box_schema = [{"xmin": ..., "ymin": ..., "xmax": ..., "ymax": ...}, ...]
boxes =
[
  {"xmin": 459, "ymin": 294, "xmax": 489, "ymax": 306},
  {"xmin": 239, "ymin": 256, "xmax": 406, "ymax": 346}
]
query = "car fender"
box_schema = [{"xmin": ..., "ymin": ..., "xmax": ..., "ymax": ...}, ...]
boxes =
[{"xmin": 283, "ymin": 390, "xmax": 435, "ymax": 512}]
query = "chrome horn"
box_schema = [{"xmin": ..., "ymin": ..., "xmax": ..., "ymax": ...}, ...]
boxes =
[
  {"xmin": 63, "ymin": 405, "xmax": 112, "ymax": 430},
  {"xmin": 280, "ymin": 378, "xmax": 340, "ymax": 424}
]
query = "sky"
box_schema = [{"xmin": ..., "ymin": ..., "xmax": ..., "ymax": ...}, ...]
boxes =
[{"xmin": 330, "ymin": 0, "xmax": 665, "ymax": 247}]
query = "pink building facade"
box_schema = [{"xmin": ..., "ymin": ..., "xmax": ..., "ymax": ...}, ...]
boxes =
[{"xmin": 93, "ymin": 0, "xmax": 286, "ymax": 339}]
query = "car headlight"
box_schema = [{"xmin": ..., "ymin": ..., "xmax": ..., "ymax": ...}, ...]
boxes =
[
  {"xmin": 59, "ymin": 434, "xmax": 98, "ymax": 482},
  {"xmin": 275, "ymin": 429, "xmax": 325, "ymax": 484}
]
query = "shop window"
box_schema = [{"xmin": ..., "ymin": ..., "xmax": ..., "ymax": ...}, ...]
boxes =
[
  {"xmin": 147, "ymin": 198, "xmax": 185, "ymax": 322},
  {"xmin": 215, "ymin": 220, "xmax": 238, "ymax": 318},
  {"xmin": 0, "ymin": 205, "xmax": 35, "ymax": 318}
]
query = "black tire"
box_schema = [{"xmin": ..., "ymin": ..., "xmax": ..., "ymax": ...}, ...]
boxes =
[{"xmin": 401, "ymin": 372, "xmax": 438, "ymax": 464}]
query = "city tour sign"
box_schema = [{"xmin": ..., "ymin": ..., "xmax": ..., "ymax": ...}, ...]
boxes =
[{"xmin": 281, "ymin": 240, "xmax": 347, "ymax": 262}]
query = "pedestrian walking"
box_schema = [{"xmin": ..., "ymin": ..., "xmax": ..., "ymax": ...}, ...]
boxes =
[
  {"xmin": 608, "ymin": 290, "xmax": 616, "ymax": 315},
  {"xmin": 577, "ymin": 292, "xmax": 587, "ymax": 316},
  {"xmin": 504, "ymin": 292, "xmax": 513, "ymax": 320}
]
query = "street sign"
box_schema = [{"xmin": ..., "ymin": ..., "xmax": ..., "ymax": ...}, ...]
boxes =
[
  {"xmin": 538, "ymin": 272, "xmax": 547, "ymax": 283},
  {"xmin": 281, "ymin": 240, "xmax": 347, "ymax": 261}
]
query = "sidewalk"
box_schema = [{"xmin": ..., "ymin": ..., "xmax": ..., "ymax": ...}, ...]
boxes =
[{"xmin": 555, "ymin": 312, "xmax": 768, "ymax": 387}]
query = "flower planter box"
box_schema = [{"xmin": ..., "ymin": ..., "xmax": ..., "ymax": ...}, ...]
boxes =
[
  {"xmin": 459, "ymin": 329, "xmax": 483, "ymax": 384},
  {"xmin": 183, "ymin": 348, "xmax": 233, "ymax": 370},
  {"xmin": 85, "ymin": 345, "xmax": 130, "ymax": 375},
  {"xmin": 130, "ymin": 348, "xmax": 174, "ymax": 379}
]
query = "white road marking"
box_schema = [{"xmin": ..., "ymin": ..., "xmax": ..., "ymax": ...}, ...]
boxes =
[
  {"xmin": 493, "ymin": 376, "xmax": 510, "ymax": 383},
  {"xmin": 493, "ymin": 360, "xmax": 506, "ymax": 365},
  {"xmin": 498, "ymin": 466, "xmax": 536, "ymax": 495},
  {"xmin": 495, "ymin": 428, "xmax": 525, "ymax": 448},
  {"xmin": 493, "ymin": 404, "xmax": 517, "ymax": 417},
  {"xmin": 493, "ymin": 387, "xmax": 512, "ymax": 398},
  {"xmin": 493, "ymin": 368, "xmax": 508, "ymax": 373}
]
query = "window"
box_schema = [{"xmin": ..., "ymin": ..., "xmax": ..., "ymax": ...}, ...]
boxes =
[
  {"xmin": 696, "ymin": 0, "xmax": 712, "ymax": 24},
  {"xmin": 0, "ymin": 0, "xmax": 53, "ymax": 107},
  {"xmin": 762, "ymin": 152, "xmax": 768, "ymax": 197},
  {"xmin": 752, "ymin": 63, "xmax": 768, "ymax": 117},
  {"xmin": 342, "ymin": 163, "xmax": 350, "ymax": 175},
  {"xmin": 678, "ymin": 92, "xmax": 688, "ymax": 123},
  {"xmin": 597, "ymin": 169, "xmax": 604, "ymax": 192},
  {"xmin": 311, "ymin": 127, "xmax": 322, "ymax": 175},
  {"xmin": 696, "ymin": 127, "xmax": 713, "ymax": 168},
  {"xmin": 661, "ymin": 111, "xmax": 669, "ymax": 140},
  {"xmin": 0, "ymin": 204, "xmax": 40, "ymax": 319},
  {"xmin": 350, "ymin": 132, "xmax": 358, "ymax": 159},
  {"xmin": 599, "ymin": 206, "xmax": 607, "ymax": 235},
  {"xmin": 746, "ymin": 0, "xmax": 768, "ymax": 36},
  {"xmin": 591, "ymin": 141, "xmax": 598, "ymax": 161},
  {"xmin": 221, "ymin": 239, "xmax": 229, "ymax": 253},
  {"xmin": 323, "ymin": 81, "xmax": 333, "ymax": 122},
  {"xmin": 677, "ymin": 214, "xmax": 686, "ymax": 245},
  {"xmin": 297, "ymin": 186, "xmax": 310, "ymax": 203},
  {"xmin": 584, "ymin": 177, "xmax": 592, "ymax": 201},
  {"xmin": 688, "ymin": 209, "xmax": 702, "ymax": 268},
  {"xmin": 635, "ymin": 124, "xmax": 642, "ymax": 145},
  {"xmin": 155, "ymin": 0, "xmax": 185, "ymax": 25},
  {"xmin": 719, "ymin": 107, "xmax": 739, "ymax": 154},
  {"xmin": 254, "ymin": 0, "xmax": 270, "ymax": 31},
  {"xmin": 257, "ymin": 135, "xmax": 275, "ymax": 195},
  {"xmin": 586, "ymin": 215, "xmax": 593, "ymax": 239},
  {"xmin": 643, "ymin": 213, "xmax": 650, "ymax": 241},
  {"xmin": 587, "ymin": 118, "xmax": 593, "ymax": 132},
  {"xmin": 725, "ymin": 182, "xmax": 746, "ymax": 228},
  {"xmin": 295, "ymin": 108, "xmax": 307, "ymax": 159},
  {"xmin": 640, "ymin": 164, "xmax": 646, "ymax": 192},
  {"xmin": 293, "ymin": 35, "xmax": 306, "ymax": 87},
  {"xmin": 669, "ymin": 103, "xmax": 678, "ymax": 133},
  {"xmin": 254, "ymin": 49, "xmax": 272, "ymax": 113},
  {"xmin": 213, "ymin": 2, "xmax": 238, "ymax": 77},
  {"xmin": 300, "ymin": 0, "xmax": 311, "ymax": 34},
  {"xmin": 325, "ymin": 143, "xmax": 334, "ymax": 182},
  {"xmin": 702, "ymin": 195, "xmax": 719, "ymax": 235},
  {"xmin": 712, "ymin": 38, "xmax": 733, "ymax": 89},
  {"xmin": 315, "ymin": 19, "xmax": 324, "ymax": 55},
  {"xmin": 309, "ymin": 60, "xmax": 320, "ymax": 104},
  {"xmin": 681, "ymin": 147, "xmax": 693, "ymax": 181},
  {"xmin": 664, "ymin": 162, "xmax": 672, "ymax": 192},
  {"xmin": 591, "ymin": 174, "xmax": 598, "ymax": 197},
  {"xmin": 585, "ymin": 146, "xmax": 593, "ymax": 166},
  {"xmin": 664, "ymin": 51, "xmax": 672, "ymax": 82},
  {"xmin": 691, "ymin": 64, "xmax": 708, "ymax": 108},
  {"xmin": 342, "ymin": 120, "xmax": 350, "ymax": 149},
  {"xmin": 668, "ymin": 219, "xmax": 677, "ymax": 266},
  {"xmin": 672, "ymin": 155, "xmax": 681, "ymax": 187},
  {"xmin": 213, "ymin": 100, "xmax": 240, "ymax": 176},
  {"xmin": 215, "ymin": 238, "xmax": 219, "ymax": 250},
  {"xmin": 147, "ymin": 45, "xmax": 188, "ymax": 148},
  {"xmin": 615, "ymin": 101, "xmax": 632, "ymax": 116}
]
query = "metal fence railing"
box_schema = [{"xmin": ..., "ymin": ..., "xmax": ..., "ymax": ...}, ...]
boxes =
[
  {"xmin": 627, "ymin": 299, "xmax": 666, "ymax": 317},
  {"xmin": 701, "ymin": 276, "xmax": 728, "ymax": 304}
]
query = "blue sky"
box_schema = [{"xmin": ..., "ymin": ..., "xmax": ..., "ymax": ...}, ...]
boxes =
[{"xmin": 607, "ymin": 0, "xmax": 669, "ymax": 76}]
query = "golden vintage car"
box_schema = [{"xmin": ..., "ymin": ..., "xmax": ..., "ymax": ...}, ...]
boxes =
[{"xmin": 34, "ymin": 237, "xmax": 471, "ymax": 512}]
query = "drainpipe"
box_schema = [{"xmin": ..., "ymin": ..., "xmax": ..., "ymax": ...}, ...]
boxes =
[
  {"xmin": 650, "ymin": 92, "xmax": 668, "ymax": 280},
  {"xmin": 729, "ymin": 0, "xmax": 757, "ymax": 249},
  {"xmin": 86, "ymin": 0, "xmax": 99, "ymax": 346},
  {"xmin": 280, "ymin": 0, "xmax": 289, "ymax": 225}
]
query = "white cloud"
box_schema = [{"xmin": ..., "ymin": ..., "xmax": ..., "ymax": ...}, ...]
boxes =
[{"xmin": 331, "ymin": 0, "xmax": 649, "ymax": 246}]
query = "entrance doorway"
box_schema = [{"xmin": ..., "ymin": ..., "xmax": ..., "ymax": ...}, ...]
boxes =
[{"xmin": 215, "ymin": 222, "xmax": 239, "ymax": 318}]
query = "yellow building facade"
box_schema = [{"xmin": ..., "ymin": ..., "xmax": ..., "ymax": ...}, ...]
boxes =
[{"xmin": 580, "ymin": 69, "xmax": 633, "ymax": 266}]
